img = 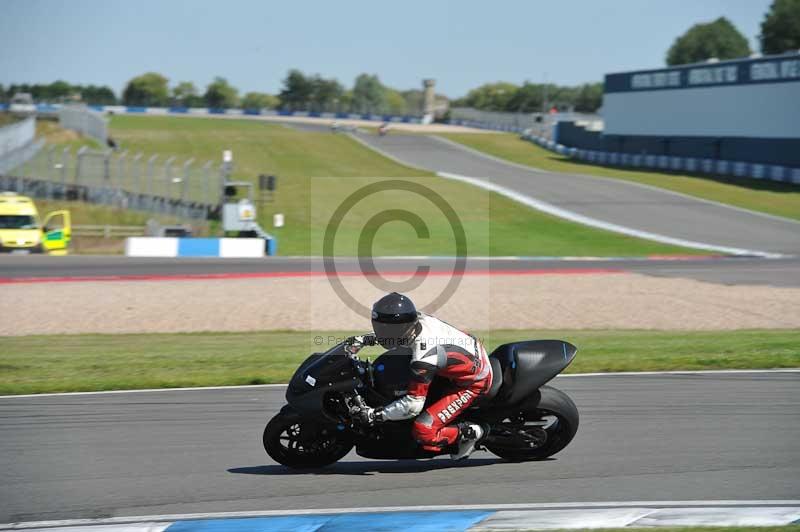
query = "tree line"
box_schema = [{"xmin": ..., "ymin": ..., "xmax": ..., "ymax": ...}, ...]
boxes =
[
  {"xmin": 666, "ymin": 0, "xmax": 799, "ymax": 65},
  {"xmin": 2, "ymin": 1, "xmax": 796, "ymax": 114},
  {"xmin": 120, "ymin": 70, "xmax": 430, "ymax": 115},
  {"xmin": 450, "ymin": 82, "xmax": 603, "ymax": 113}
]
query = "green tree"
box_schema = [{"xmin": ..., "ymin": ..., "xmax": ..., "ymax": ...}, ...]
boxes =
[
  {"xmin": 760, "ymin": 0, "xmax": 800, "ymax": 54},
  {"xmin": 81, "ymin": 85, "xmax": 117, "ymax": 105},
  {"xmin": 278, "ymin": 69, "xmax": 314, "ymax": 111},
  {"xmin": 47, "ymin": 80, "xmax": 73, "ymax": 100},
  {"xmin": 573, "ymin": 83, "xmax": 603, "ymax": 113},
  {"xmin": 352, "ymin": 74, "xmax": 386, "ymax": 113},
  {"xmin": 309, "ymin": 76, "xmax": 344, "ymax": 112},
  {"xmin": 171, "ymin": 81, "xmax": 203, "ymax": 107},
  {"xmin": 666, "ymin": 17, "xmax": 751, "ymax": 66},
  {"xmin": 455, "ymin": 82, "xmax": 519, "ymax": 111},
  {"xmin": 504, "ymin": 83, "xmax": 544, "ymax": 112},
  {"xmin": 241, "ymin": 92, "xmax": 279, "ymax": 110},
  {"xmin": 123, "ymin": 72, "xmax": 169, "ymax": 106},
  {"xmin": 384, "ymin": 89, "xmax": 407, "ymax": 115},
  {"xmin": 339, "ymin": 90, "xmax": 354, "ymax": 112},
  {"xmin": 203, "ymin": 77, "xmax": 239, "ymax": 108}
]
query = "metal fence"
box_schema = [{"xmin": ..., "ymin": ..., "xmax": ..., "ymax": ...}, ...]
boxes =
[
  {"xmin": 449, "ymin": 108, "xmax": 603, "ymax": 139},
  {"xmin": 73, "ymin": 224, "xmax": 146, "ymax": 238},
  {"xmin": 0, "ymin": 116, "xmax": 43, "ymax": 174},
  {"xmin": 58, "ymin": 104, "xmax": 109, "ymax": 144},
  {"xmin": 2, "ymin": 146, "xmax": 224, "ymax": 220}
]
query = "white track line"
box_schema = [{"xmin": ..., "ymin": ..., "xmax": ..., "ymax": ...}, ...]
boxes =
[
  {"xmin": 3, "ymin": 501, "xmax": 798, "ymax": 530},
  {"xmin": 430, "ymin": 134, "xmax": 551, "ymax": 174},
  {"xmin": 437, "ymin": 171, "xmax": 780, "ymax": 258},
  {"xmin": 1, "ymin": 369, "xmax": 797, "ymax": 399},
  {"xmin": 0, "ymin": 383, "xmax": 287, "ymax": 399},
  {"xmin": 346, "ymin": 131, "xmax": 781, "ymax": 258}
]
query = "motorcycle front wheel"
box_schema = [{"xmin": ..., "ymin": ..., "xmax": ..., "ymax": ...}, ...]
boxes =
[
  {"xmin": 486, "ymin": 385, "xmax": 579, "ymax": 462},
  {"xmin": 263, "ymin": 409, "xmax": 353, "ymax": 468}
]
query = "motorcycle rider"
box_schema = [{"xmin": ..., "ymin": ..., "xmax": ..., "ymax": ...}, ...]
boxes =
[{"xmin": 345, "ymin": 292, "xmax": 492, "ymax": 460}]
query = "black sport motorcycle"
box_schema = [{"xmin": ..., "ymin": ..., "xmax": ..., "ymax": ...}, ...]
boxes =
[{"xmin": 264, "ymin": 339, "xmax": 579, "ymax": 468}]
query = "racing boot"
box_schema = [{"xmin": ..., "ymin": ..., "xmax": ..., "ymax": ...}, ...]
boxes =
[{"xmin": 451, "ymin": 422, "xmax": 489, "ymax": 460}]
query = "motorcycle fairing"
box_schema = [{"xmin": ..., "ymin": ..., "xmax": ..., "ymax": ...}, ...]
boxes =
[
  {"xmin": 286, "ymin": 344, "xmax": 363, "ymax": 421},
  {"xmin": 490, "ymin": 340, "xmax": 577, "ymax": 405}
]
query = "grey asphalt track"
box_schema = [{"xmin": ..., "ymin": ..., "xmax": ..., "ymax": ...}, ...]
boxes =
[
  {"xmin": 1, "ymin": 372, "xmax": 798, "ymax": 522},
  {"xmin": 353, "ymin": 133, "xmax": 800, "ymax": 255},
  {"xmin": 2, "ymin": 255, "xmax": 799, "ymax": 287}
]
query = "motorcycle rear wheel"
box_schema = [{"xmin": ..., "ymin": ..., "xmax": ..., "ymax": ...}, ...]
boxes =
[
  {"xmin": 263, "ymin": 410, "xmax": 353, "ymax": 468},
  {"xmin": 487, "ymin": 385, "xmax": 579, "ymax": 462}
]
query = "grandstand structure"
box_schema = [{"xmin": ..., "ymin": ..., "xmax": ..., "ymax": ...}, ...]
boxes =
[{"xmin": 557, "ymin": 51, "xmax": 800, "ymax": 168}]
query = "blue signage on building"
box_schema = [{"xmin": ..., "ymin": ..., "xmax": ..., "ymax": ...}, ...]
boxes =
[{"xmin": 605, "ymin": 52, "xmax": 800, "ymax": 93}]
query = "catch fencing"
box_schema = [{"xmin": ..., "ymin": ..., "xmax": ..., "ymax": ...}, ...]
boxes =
[
  {"xmin": 449, "ymin": 107, "xmax": 603, "ymax": 139},
  {"xmin": 2, "ymin": 146, "xmax": 225, "ymax": 220},
  {"xmin": 58, "ymin": 105, "xmax": 108, "ymax": 144}
]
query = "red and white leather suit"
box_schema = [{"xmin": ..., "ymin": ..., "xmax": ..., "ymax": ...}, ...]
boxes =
[{"xmin": 380, "ymin": 314, "xmax": 492, "ymax": 450}]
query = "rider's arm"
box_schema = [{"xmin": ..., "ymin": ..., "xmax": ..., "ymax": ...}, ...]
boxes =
[{"xmin": 379, "ymin": 346, "xmax": 444, "ymax": 421}]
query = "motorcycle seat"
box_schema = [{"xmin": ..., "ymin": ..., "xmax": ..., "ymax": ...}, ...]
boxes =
[{"xmin": 485, "ymin": 357, "xmax": 503, "ymax": 399}]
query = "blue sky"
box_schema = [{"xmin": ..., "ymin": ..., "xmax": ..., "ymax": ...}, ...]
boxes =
[{"xmin": 0, "ymin": 0, "xmax": 773, "ymax": 98}]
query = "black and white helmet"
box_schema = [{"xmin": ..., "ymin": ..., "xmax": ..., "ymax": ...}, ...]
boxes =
[{"xmin": 371, "ymin": 292, "xmax": 418, "ymax": 349}]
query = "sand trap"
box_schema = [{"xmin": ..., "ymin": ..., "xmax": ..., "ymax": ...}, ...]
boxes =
[{"xmin": 1, "ymin": 272, "xmax": 798, "ymax": 336}]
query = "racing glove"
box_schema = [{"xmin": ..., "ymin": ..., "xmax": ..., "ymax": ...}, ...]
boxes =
[
  {"xmin": 350, "ymin": 405, "xmax": 385, "ymax": 426},
  {"xmin": 344, "ymin": 334, "xmax": 377, "ymax": 354}
]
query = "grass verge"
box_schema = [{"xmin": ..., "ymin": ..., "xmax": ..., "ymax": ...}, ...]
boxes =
[
  {"xmin": 441, "ymin": 132, "xmax": 800, "ymax": 222},
  {"xmin": 14, "ymin": 116, "xmax": 699, "ymax": 256},
  {"xmin": 0, "ymin": 112, "xmax": 21, "ymax": 127},
  {"xmin": 105, "ymin": 115, "xmax": 697, "ymax": 256},
  {"xmin": 0, "ymin": 329, "xmax": 797, "ymax": 395}
]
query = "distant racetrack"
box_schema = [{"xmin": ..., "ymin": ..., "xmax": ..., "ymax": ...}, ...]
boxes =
[{"xmin": 353, "ymin": 133, "xmax": 800, "ymax": 256}]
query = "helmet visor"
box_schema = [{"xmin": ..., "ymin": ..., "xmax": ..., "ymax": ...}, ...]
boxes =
[{"xmin": 372, "ymin": 319, "xmax": 416, "ymax": 349}]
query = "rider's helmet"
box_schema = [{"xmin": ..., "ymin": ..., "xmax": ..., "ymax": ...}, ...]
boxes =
[{"xmin": 371, "ymin": 292, "xmax": 418, "ymax": 349}]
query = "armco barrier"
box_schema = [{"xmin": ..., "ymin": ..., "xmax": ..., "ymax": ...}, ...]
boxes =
[
  {"xmin": 125, "ymin": 237, "xmax": 275, "ymax": 258},
  {"xmin": 522, "ymin": 133, "xmax": 799, "ymax": 185}
]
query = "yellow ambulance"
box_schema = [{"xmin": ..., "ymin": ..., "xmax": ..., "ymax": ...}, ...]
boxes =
[{"xmin": 0, "ymin": 193, "xmax": 71, "ymax": 254}]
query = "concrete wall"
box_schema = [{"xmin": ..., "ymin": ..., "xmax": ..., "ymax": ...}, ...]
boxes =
[
  {"xmin": 125, "ymin": 237, "xmax": 273, "ymax": 257},
  {"xmin": 603, "ymin": 82, "xmax": 800, "ymax": 138}
]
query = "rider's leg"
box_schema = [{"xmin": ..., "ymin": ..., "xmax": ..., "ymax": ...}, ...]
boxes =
[{"xmin": 412, "ymin": 386, "xmax": 479, "ymax": 451}]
